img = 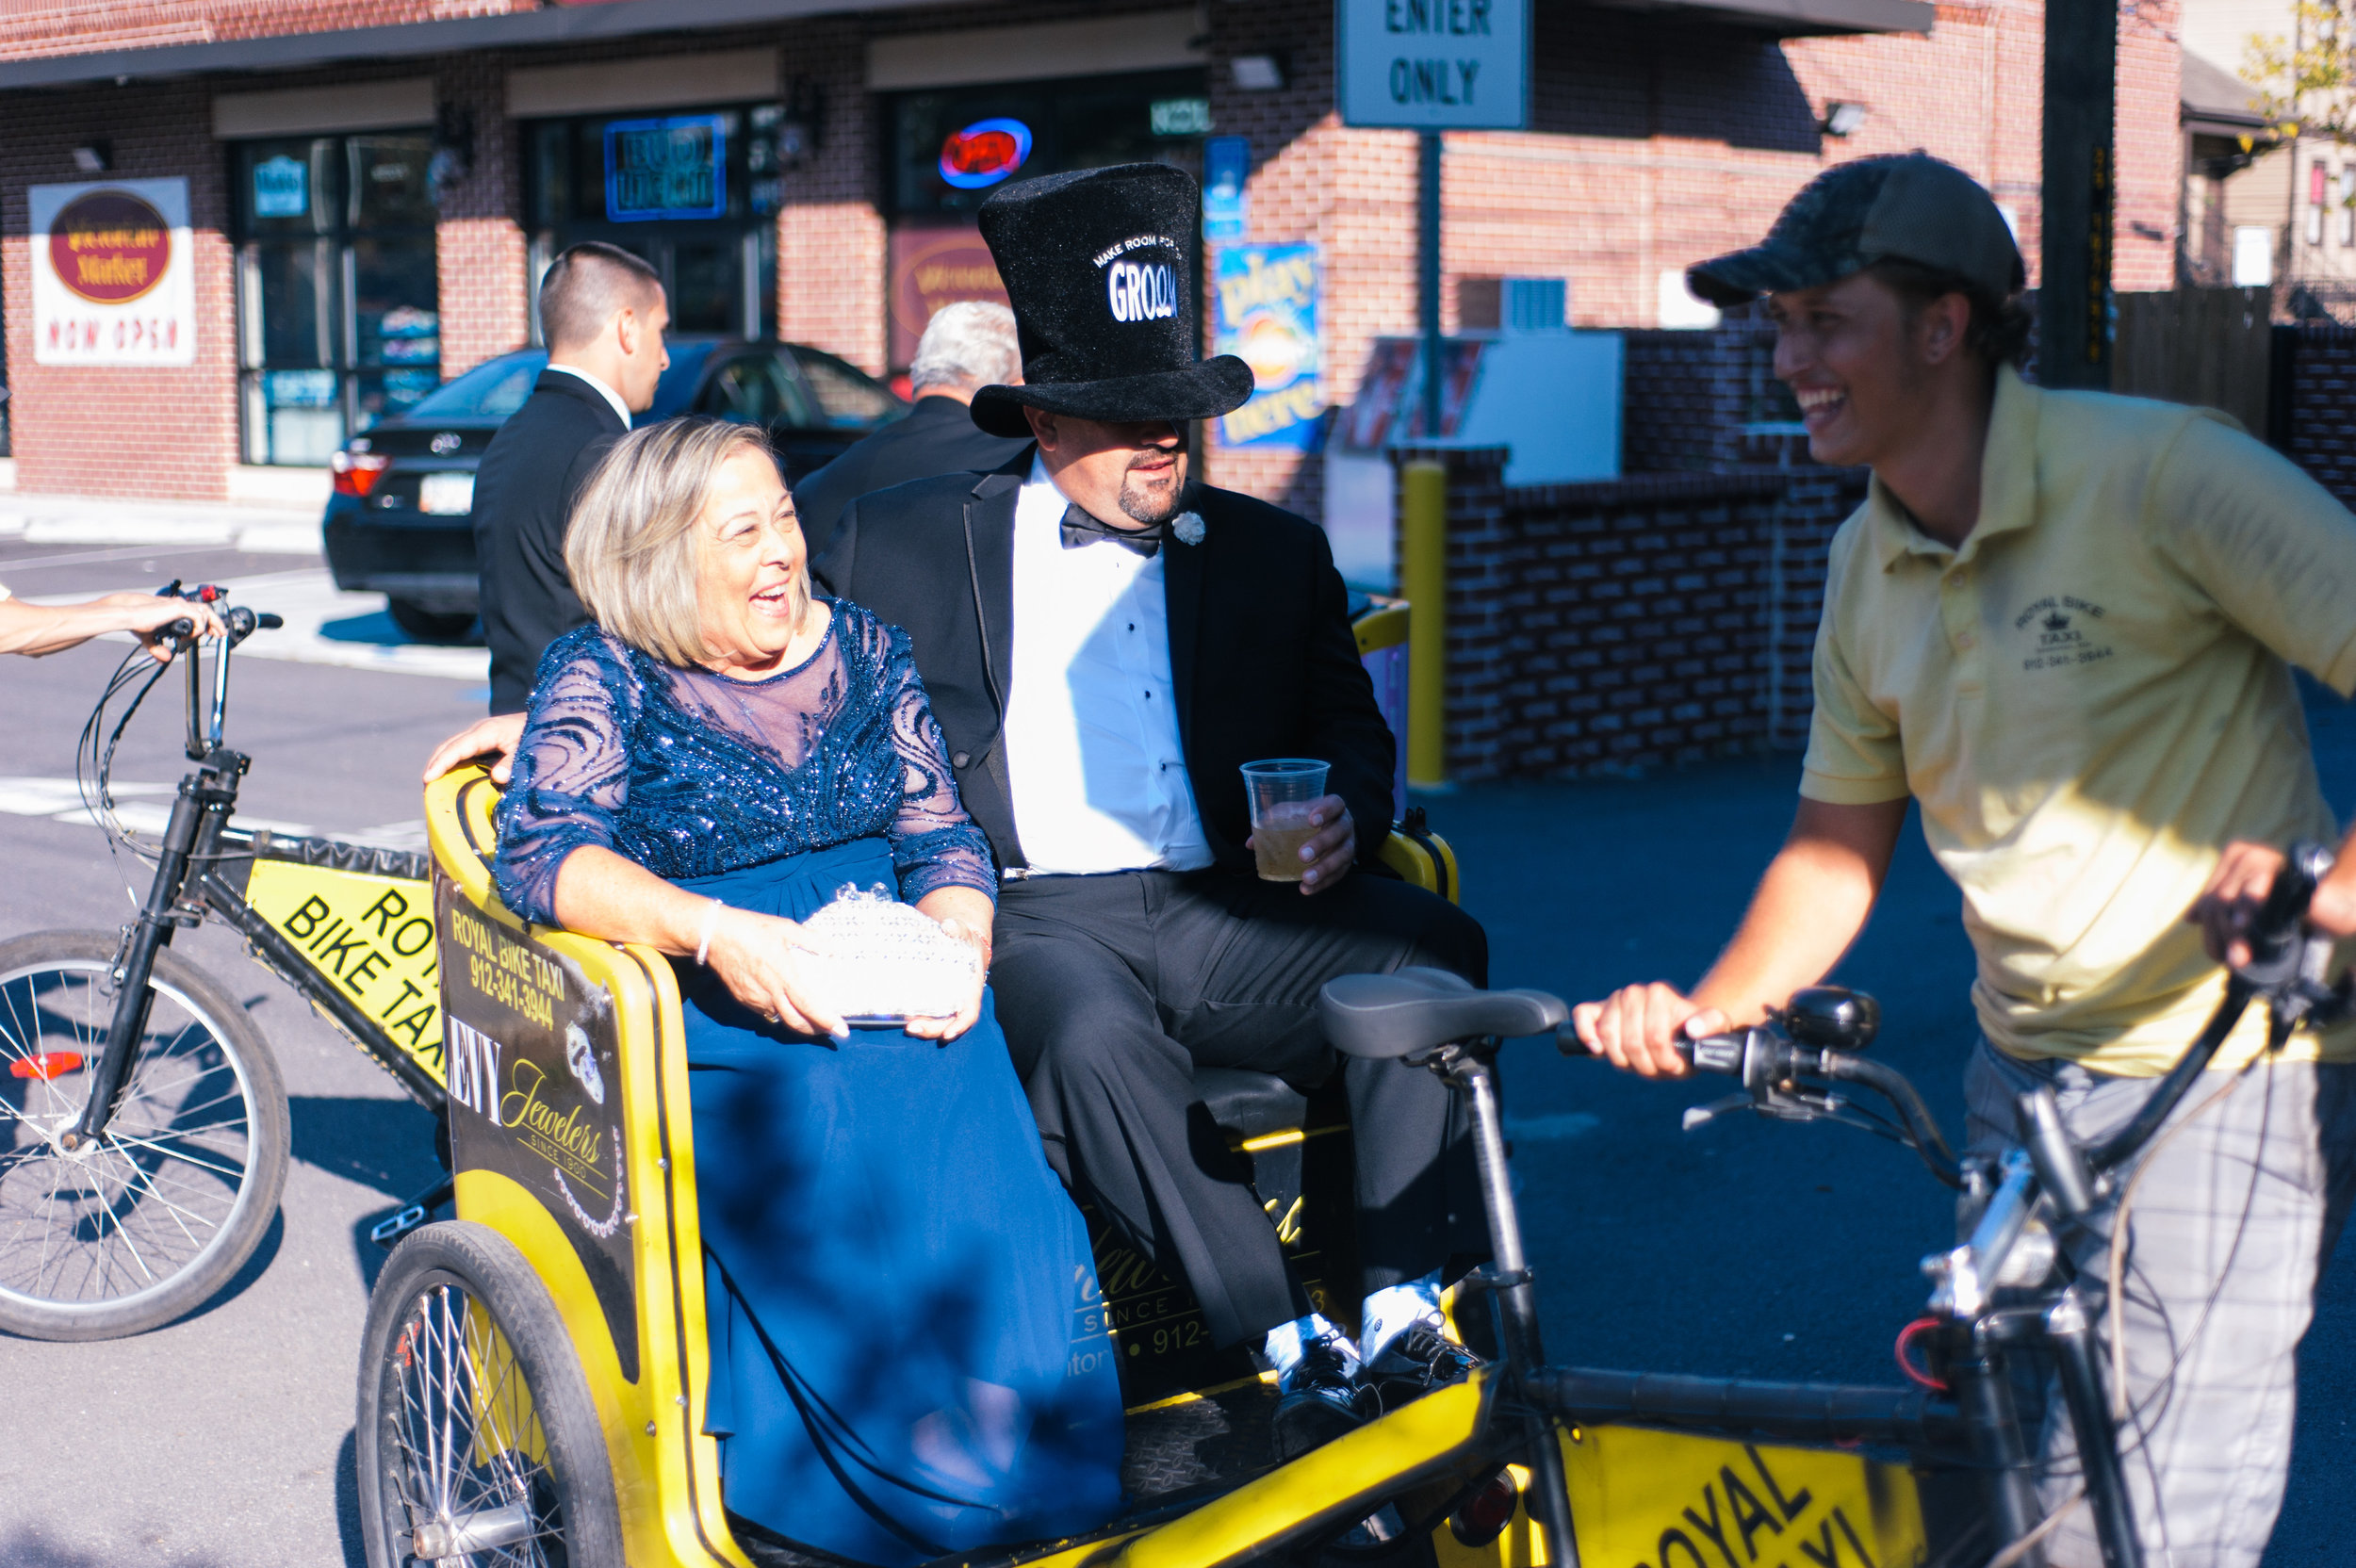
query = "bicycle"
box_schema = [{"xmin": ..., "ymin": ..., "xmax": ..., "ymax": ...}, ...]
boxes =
[
  {"xmin": 360, "ymin": 773, "xmax": 2342, "ymax": 1568},
  {"xmin": 1516, "ymin": 841, "xmax": 2350, "ymax": 1568},
  {"xmin": 0, "ymin": 583, "xmax": 451, "ymax": 1341}
]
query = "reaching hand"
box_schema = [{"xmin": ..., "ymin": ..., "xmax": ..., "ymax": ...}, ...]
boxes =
[
  {"xmin": 703, "ymin": 907, "xmax": 846, "ymax": 1040},
  {"xmin": 106, "ymin": 593, "xmax": 227, "ymax": 662},
  {"xmin": 1569, "ymin": 982, "xmax": 1724, "ymax": 1078},
  {"xmin": 423, "ymin": 712, "xmax": 529, "ymax": 785}
]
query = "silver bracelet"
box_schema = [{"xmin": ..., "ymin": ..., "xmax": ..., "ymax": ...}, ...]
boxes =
[{"xmin": 695, "ymin": 899, "xmax": 726, "ymax": 967}]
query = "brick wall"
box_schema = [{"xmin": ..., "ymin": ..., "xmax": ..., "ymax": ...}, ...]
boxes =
[
  {"xmin": 1201, "ymin": 0, "xmax": 2175, "ymax": 520},
  {"xmin": 1394, "ymin": 444, "xmax": 1864, "ymax": 780},
  {"xmin": 0, "ymin": 1, "xmax": 521, "ymax": 60},
  {"xmin": 433, "ymin": 55, "xmax": 525, "ymax": 378},
  {"xmin": 2282, "ymin": 322, "xmax": 2356, "ymax": 507},
  {"xmin": 0, "ymin": 80, "xmax": 240, "ymax": 500}
]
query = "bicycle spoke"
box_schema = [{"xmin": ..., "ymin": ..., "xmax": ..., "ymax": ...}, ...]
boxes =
[{"xmin": 100, "ymin": 1131, "xmax": 249, "ymax": 1183}]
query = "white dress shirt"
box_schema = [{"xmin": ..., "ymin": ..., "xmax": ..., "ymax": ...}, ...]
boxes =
[
  {"xmin": 544, "ymin": 363, "xmax": 631, "ymax": 429},
  {"xmin": 1003, "ymin": 456, "xmax": 1215, "ymax": 876}
]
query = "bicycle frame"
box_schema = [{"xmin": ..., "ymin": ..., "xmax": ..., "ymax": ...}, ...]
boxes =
[{"xmin": 64, "ymin": 623, "xmax": 450, "ymax": 1157}]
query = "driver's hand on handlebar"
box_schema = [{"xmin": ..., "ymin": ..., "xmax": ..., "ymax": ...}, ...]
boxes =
[
  {"xmin": 422, "ymin": 712, "xmax": 529, "ymax": 786},
  {"xmin": 1570, "ymin": 982, "xmax": 1725, "ymax": 1078},
  {"xmin": 2190, "ymin": 840, "xmax": 2356, "ymax": 967}
]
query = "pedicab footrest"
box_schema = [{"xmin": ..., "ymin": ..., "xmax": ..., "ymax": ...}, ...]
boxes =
[{"xmin": 1527, "ymin": 1366, "xmax": 1965, "ymax": 1452}]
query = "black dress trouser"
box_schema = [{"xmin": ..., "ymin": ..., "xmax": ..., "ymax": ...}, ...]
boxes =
[{"xmin": 989, "ymin": 867, "xmax": 1490, "ymax": 1349}]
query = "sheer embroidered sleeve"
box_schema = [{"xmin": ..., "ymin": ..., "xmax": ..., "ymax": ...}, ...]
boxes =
[
  {"xmin": 492, "ymin": 628, "xmax": 643, "ymax": 926},
  {"xmin": 869, "ymin": 618, "xmax": 997, "ymax": 906}
]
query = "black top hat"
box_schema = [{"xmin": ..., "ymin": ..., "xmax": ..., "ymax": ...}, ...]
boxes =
[{"xmin": 969, "ymin": 163, "xmax": 1253, "ymax": 439}]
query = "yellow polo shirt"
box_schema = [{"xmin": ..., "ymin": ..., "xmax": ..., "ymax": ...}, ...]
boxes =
[{"xmin": 1804, "ymin": 367, "xmax": 2356, "ymax": 1075}]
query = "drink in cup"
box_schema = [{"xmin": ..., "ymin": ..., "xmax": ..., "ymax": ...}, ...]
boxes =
[{"xmin": 1241, "ymin": 759, "xmax": 1330, "ymax": 882}]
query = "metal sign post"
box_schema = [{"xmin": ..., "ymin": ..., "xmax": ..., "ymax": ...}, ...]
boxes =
[
  {"xmin": 2039, "ymin": 0, "xmax": 2115, "ymax": 388},
  {"xmin": 1339, "ymin": 0, "xmax": 1530, "ymax": 433},
  {"xmin": 1337, "ymin": 0, "xmax": 1529, "ymax": 787}
]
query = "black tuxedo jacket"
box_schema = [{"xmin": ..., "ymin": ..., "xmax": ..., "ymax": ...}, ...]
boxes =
[
  {"xmin": 475, "ymin": 371, "xmax": 627, "ymax": 714},
  {"xmin": 812, "ymin": 449, "xmax": 1395, "ymax": 875},
  {"xmin": 792, "ymin": 395, "xmax": 1031, "ymax": 560}
]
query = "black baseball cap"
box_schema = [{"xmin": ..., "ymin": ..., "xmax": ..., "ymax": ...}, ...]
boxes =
[{"xmin": 1686, "ymin": 153, "xmax": 2025, "ymax": 308}]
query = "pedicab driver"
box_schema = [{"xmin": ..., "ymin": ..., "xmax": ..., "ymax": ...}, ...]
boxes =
[{"xmin": 1573, "ymin": 154, "xmax": 2356, "ymax": 1568}]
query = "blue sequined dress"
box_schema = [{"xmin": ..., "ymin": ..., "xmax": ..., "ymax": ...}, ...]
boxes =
[{"xmin": 493, "ymin": 603, "xmax": 1122, "ymax": 1565}]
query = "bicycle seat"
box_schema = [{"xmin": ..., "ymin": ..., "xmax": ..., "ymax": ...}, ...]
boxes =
[
  {"xmin": 1319, "ymin": 968, "xmax": 1569, "ymax": 1059},
  {"xmin": 1194, "ymin": 1067, "xmax": 1310, "ymax": 1140}
]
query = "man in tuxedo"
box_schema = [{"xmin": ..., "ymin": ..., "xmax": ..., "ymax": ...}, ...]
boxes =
[
  {"xmin": 792, "ymin": 301, "xmax": 1031, "ymax": 557},
  {"xmin": 476, "ymin": 241, "xmax": 670, "ymax": 713},
  {"xmin": 814, "ymin": 163, "xmax": 1487, "ymax": 1458}
]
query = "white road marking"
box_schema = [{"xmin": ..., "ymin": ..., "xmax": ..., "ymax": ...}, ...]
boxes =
[
  {"xmin": 26, "ymin": 568, "xmax": 487, "ymax": 683},
  {"xmin": 0, "ymin": 776, "xmax": 422, "ymax": 850},
  {"xmin": 0, "ymin": 498, "xmax": 321, "ymax": 556}
]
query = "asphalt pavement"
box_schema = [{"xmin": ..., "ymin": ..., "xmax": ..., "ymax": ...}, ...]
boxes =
[{"xmin": 0, "ymin": 530, "xmax": 2347, "ymax": 1564}]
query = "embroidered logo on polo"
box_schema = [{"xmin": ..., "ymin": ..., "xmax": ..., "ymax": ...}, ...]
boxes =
[
  {"xmin": 2014, "ymin": 595, "xmax": 2115, "ymax": 672},
  {"xmin": 1093, "ymin": 233, "xmax": 1182, "ymax": 323}
]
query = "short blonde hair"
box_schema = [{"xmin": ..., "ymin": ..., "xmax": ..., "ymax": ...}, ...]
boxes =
[{"xmin": 564, "ymin": 417, "xmax": 779, "ymax": 667}]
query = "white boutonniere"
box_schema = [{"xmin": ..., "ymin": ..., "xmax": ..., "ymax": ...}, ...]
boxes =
[{"xmin": 1171, "ymin": 511, "xmax": 1206, "ymax": 546}]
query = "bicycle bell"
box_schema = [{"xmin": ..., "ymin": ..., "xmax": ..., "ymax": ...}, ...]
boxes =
[{"xmin": 1775, "ymin": 987, "xmax": 1881, "ymax": 1052}]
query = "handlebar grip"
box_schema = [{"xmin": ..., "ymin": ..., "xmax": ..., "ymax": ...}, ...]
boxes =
[
  {"xmin": 1686, "ymin": 1034, "xmax": 1744, "ymax": 1074},
  {"xmin": 2250, "ymin": 841, "xmax": 2333, "ymax": 946},
  {"xmin": 1554, "ymin": 1021, "xmax": 1743, "ymax": 1074},
  {"xmin": 165, "ymin": 617, "xmax": 194, "ymax": 640},
  {"xmin": 256, "ymin": 612, "xmax": 284, "ymax": 630}
]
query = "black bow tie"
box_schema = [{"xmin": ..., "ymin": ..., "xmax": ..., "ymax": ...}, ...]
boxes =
[{"xmin": 1059, "ymin": 503, "xmax": 1164, "ymax": 558}]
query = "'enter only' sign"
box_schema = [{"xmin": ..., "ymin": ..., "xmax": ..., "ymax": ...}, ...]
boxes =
[{"xmin": 1337, "ymin": 0, "xmax": 1530, "ymax": 130}]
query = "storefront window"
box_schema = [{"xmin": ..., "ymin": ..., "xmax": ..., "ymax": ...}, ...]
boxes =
[
  {"xmin": 525, "ymin": 106, "xmax": 783, "ymax": 339},
  {"xmin": 233, "ymin": 134, "xmax": 440, "ymax": 465}
]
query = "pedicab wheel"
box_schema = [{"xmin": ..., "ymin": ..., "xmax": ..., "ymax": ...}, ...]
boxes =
[
  {"xmin": 359, "ymin": 1221, "xmax": 623, "ymax": 1568},
  {"xmin": 0, "ymin": 931, "xmax": 290, "ymax": 1341}
]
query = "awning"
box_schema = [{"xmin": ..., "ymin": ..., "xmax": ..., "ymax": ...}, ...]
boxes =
[
  {"xmin": 1588, "ymin": 0, "xmax": 1934, "ymax": 38},
  {"xmin": 2181, "ymin": 52, "xmax": 2269, "ymax": 140},
  {"xmin": 0, "ymin": 0, "xmax": 940, "ymax": 91},
  {"xmin": 0, "ymin": 0, "xmax": 1931, "ymax": 94}
]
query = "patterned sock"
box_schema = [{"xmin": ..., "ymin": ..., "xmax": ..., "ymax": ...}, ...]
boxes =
[
  {"xmin": 1360, "ymin": 1269, "xmax": 1446, "ymax": 1367},
  {"xmin": 1263, "ymin": 1312, "xmax": 1361, "ymax": 1381}
]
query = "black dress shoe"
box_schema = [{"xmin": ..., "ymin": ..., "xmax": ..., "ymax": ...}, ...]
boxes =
[
  {"xmin": 1271, "ymin": 1336, "xmax": 1372, "ymax": 1462},
  {"xmin": 1365, "ymin": 1319, "xmax": 1486, "ymax": 1412}
]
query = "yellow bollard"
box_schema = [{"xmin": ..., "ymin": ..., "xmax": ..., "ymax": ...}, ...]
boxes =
[{"xmin": 1399, "ymin": 460, "xmax": 1448, "ymax": 791}]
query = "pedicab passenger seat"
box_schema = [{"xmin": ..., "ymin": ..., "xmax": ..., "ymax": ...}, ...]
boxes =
[{"xmin": 425, "ymin": 765, "xmax": 765, "ymax": 1568}]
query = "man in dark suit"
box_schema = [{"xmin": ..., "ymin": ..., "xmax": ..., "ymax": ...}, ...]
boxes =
[
  {"xmin": 815, "ymin": 164, "xmax": 1487, "ymax": 1460},
  {"xmin": 475, "ymin": 241, "xmax": 670, "ymax": 714},
  {"xmin": 792, "ymin": 300, "xmax": 1031, "ymax": 557}
]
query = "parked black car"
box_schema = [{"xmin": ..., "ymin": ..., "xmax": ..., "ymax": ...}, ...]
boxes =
[{"xmin": 322, "ymin": 337, "xmax": 908, "ymax": 642}]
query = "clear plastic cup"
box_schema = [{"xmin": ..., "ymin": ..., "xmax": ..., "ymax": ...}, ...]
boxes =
[{"xmin": 1240, "ymin": 759, "xmax": 1330, "ymax": 882}]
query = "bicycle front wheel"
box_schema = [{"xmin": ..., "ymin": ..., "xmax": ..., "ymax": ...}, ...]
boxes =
[{"xmin": 0, "ymin": 930, "xmax": 290, "ymax": 1340}]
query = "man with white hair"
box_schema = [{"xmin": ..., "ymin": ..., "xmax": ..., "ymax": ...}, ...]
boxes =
[{"xmin": 792, "ymin": 301, "xmax": 1030, "ymax": 555}]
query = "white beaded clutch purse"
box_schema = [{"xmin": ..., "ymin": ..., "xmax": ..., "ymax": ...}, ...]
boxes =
[{"xmin": 798, "ymin": 884, "xmax": 980, "ymax": 1025}]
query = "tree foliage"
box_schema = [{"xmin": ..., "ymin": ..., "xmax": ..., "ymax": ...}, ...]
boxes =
[{"xmin": 2249, "ymin": 1, "xmax": 2356, "ymax": 145}]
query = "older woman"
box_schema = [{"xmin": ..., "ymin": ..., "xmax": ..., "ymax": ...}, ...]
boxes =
[{"xmin": 491, "ymin": 418, "xmax": 1121, "ymax": 1562}]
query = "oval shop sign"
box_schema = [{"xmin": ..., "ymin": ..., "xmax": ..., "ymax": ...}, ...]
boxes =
[{"xmin": 939, "ymin": 118, "xmax": 1033, "ymax": 189}]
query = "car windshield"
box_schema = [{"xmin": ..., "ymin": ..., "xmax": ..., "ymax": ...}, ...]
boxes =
[
  {"xmin": 405, "ymin": 352, "xmax": 547, "ymax": 421},
  {"xmin": 648, "ymin": 341, "xmax": 720, "ymax": 418},
  {"xmin": 791, "ymin": 347, "xmax": 907, "ymax": 430},
  {"xmin": 398, "ymin": 341, "xmax": 719, "ymax": 425}
]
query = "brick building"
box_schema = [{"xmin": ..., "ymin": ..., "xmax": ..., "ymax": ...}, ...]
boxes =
[{"xmin": 0, "ymin": 0, "xmax": 2184, "ymax": 514}]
